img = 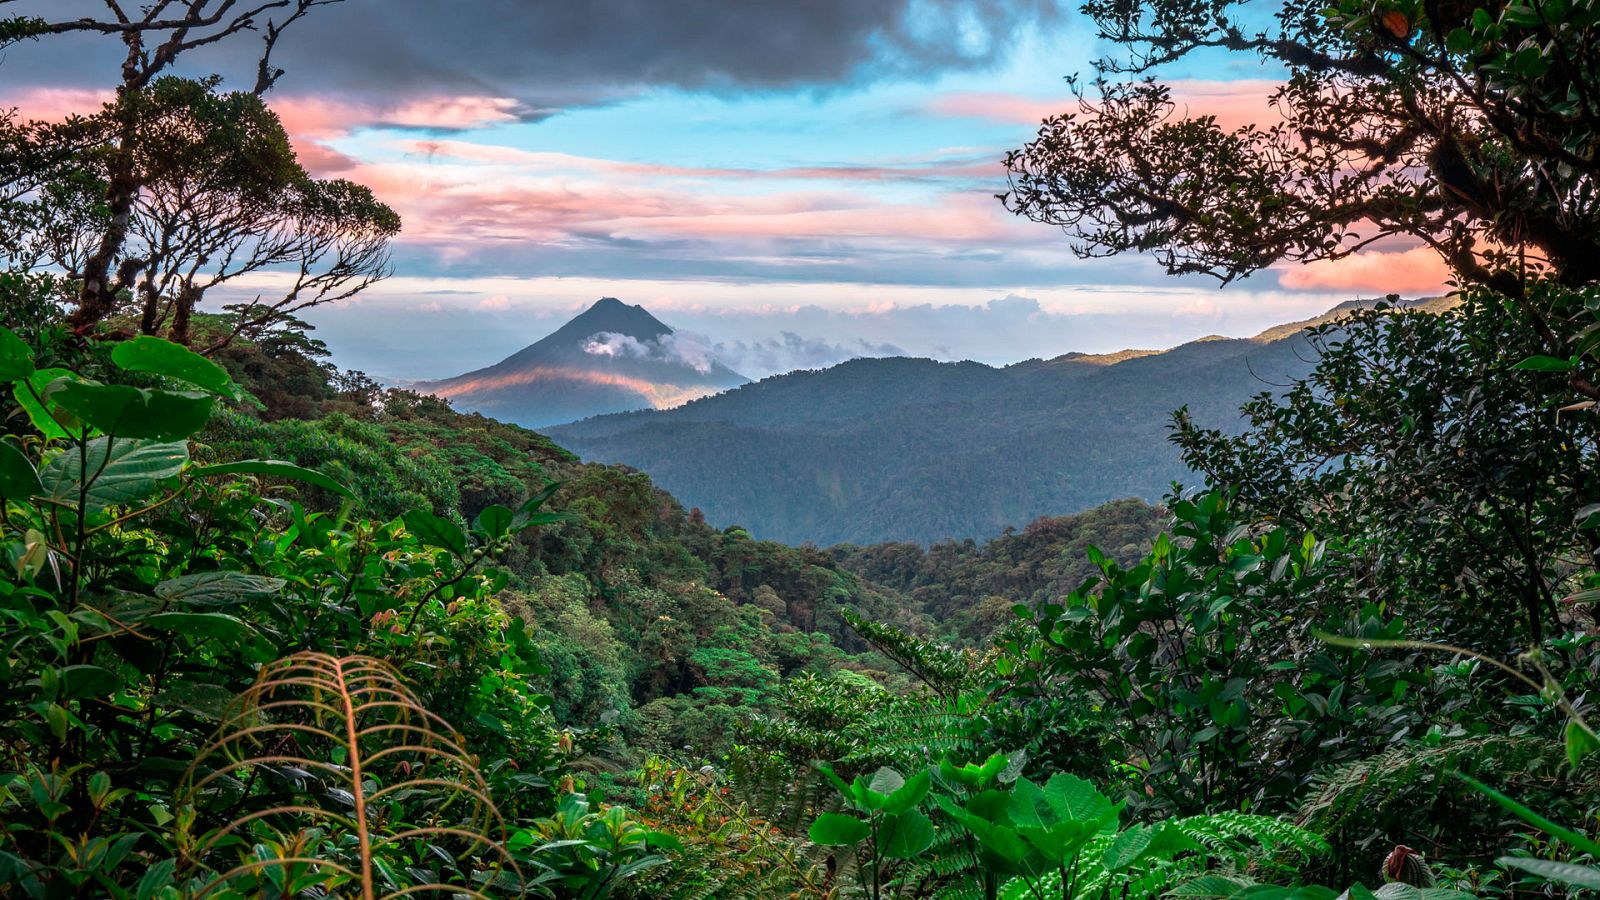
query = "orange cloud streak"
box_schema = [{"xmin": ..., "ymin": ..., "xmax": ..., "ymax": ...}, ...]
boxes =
[
  {"xmin": 1279, "ymin": 246, "xmax": 1452, "ymax": 295},
  {"xmin": 427, "ymin": 366, "xmax": 724, "ymax": 410},
  {"xmin": 931, "ymin": 79, "xmax": 1285, "ymax": 132}
]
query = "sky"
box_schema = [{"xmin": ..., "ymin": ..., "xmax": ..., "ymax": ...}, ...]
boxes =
[{"xmin": 0, "ymin": 0, "xmax": 1451, "ymax": 381}]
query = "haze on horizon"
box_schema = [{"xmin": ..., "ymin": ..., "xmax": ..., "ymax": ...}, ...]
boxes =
[{"xmin": 0, "ymin": 0, "xmax": 1452, "ymax": 381}]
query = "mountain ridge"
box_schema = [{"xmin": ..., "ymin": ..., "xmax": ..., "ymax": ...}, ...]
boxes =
[{"xmin": 548, "ymin": 296, "xmax": 1451, "ymax": 544}]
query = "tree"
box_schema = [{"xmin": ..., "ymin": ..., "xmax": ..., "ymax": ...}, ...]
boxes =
[
  {"xmin": 6, "ymin": 77, "xmax": 398, "ymax": 349},
  {"xmin": 1174, "ymin": 292, "xmax": 1599, "ymax": 644},
  {"xmin": 0, "ymin": 0, "xmax": 342, "ymax": 330},
  {"xmin": 1002, "ymin": 0, "xmax": 1600, "ymax": 394}
]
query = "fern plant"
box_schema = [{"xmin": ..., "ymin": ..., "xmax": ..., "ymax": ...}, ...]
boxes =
[
  {"xmin": 174, "ymin": 652, "xmax": 523, "ymax": 897},
  {"xmin": 986, "ymin": 812, "xmax": 1329, "ymax": 900}
]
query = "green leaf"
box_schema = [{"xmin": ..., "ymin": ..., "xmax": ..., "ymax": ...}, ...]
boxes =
[
  {"xmin": 511, "ymin": 482, "xmax": 565, "ymax": 529},
  {"xmin": 38, "ymin": 437, "xmax": 189, "ymax": 512},
  {"xmin": 1367, "ymin": 886, "xmax": 1475, "ymax": 900},
  {"xmin": 883, "ymin": 769, "xmax": 930, "ymax": 815},
  {"xmin": 402, "ymin": 508, "xmax": 470, "ymax": 557},
  {"xmin": 881, "ymin": 809, "xmax": 935, "ymax": 859},
  {"xmin": 57, "ymin": 664, "xmax": 121, "ymax": 699},
  {"xmin": 816, "ymin": 761, "xmax": 851, "ymax": 798},
  {"xmin": 192, "ymin": 459, "xmax": 354, "ymax": 499},
  {"xmin": 1458, "ymin": 773, "xmax": 1600, "ymax": 856},
  {"xmin": 143, "ymin": 611, "xmax": 257, "ymax": 644},
  {"xmin": 52, "ymin": 381, "xmax": 213, "ymax": 441},
  {"xmin": 808, "ymin": 812, "xmax": 870, "ymax": 846},
  {"xmin": 1566, "ymin": 718, "xmax": 1600, "ymax": 766},
  {"xmin": 1497, "ymin": 857, "xmax": 1600, "ymax": 890},
  {"xmin": 0, "ymin": 326, "xmax": 34, "ymax": 382},
  {"xmin": 473, "ymin": 504, "xmax": 515, "ymax": 539},
  {"xmin": 0, "ymin": 440, "xmax": 42, "ymax": 498},
  {"xmin": 13, "ymin": 368, "xmax": 77, "ymax": 438},
  {"xmin": 152, "ymin": 682, "xmax": 236, "ymax": 721},
  {"xmin": 1170, "ymin": 876, "xmax": 1259, "ymax": 899},
  {"xmin": 111, "ymin": 336, "xmax": 237, "ymax": 398},
  {"xmin": 154, "ymin": 571, "xmax": 286, "ymax": 607},
  {"xmin": 1041, "ymin": 772, "xmax": 1116, "ymax": 824},
  {"xmin": 135, "ymin": 858, "xmax": 177, "ymax": 899},
  {"xmin": 1102, "ymin": 825, "xmax": 1155, "ymax": 872},
  {"xmin": 1511, "ymin": 355, "xmax": 1575, "ymax": 372},
  {"xmin": 868, "ymin": 766, "xmax": 906, "ymax": 796}
]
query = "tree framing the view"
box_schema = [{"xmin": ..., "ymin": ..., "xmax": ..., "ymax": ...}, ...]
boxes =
[
  {"xmin": 1003, "ymin": 0, "xmax": 1600, "ymax": 392},
  {"xmin": 0, "ymin": 0, "xmax": 345, "ymax": 332}
]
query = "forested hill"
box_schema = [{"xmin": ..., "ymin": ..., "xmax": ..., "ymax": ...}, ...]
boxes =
[
  {"xmin": 829, "ymin": 498, "xmax": 1164, "ymax": 643},
  {"xmin": 549, "ymin": 299, "xmax": 1447, "ymax": 545}
]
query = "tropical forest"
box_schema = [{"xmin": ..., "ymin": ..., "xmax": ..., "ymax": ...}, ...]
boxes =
[{"xmin": 0, "ymin": 1, "xmax": 1598, "ymax": 899}]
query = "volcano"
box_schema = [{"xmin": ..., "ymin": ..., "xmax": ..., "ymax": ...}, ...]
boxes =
[{"xmin": 418, "ymin": 298, "xmax": 748, "ymax": 428}]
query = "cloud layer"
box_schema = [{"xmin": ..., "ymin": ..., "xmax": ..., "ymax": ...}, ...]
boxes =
[{"xmin": 1, "ymin": 0, "xmax": 1065, "ymax": 108}]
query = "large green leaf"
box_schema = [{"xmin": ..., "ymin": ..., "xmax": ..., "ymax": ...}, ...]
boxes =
[
  {"xmin": 1497, "ymin": 857, "xmax": 1600, "ymax": 891},
  {"xmin": 52, "ymin": 381, "xmax": 213, "ymax": 441},
  {"xmin": 808, "ymin": 812, "xmax": 870, "ymax": 846},
  {"xmin": 883, "ymin": 769, "xmax": 930, "ymax": 815},
  {"xmin": 1565, "ymin": 718, "xmax": 1600, "ymax": 766},
  {"xmin": 111, "ymin": 336, "xmax": 237, "ymax": 398},
  {"xmin": 143, "ymin": 611, "xmax": 257, "ymax": 644},
  {"xmin": 13, "ymin": 368, "xmax": 77, "ymax": 439},
  {"xmin": 192, "ymin": 459, "xmax": 354, "ymax": 499},
  {"xmin": 880, "ymin": 809, "xmax": 935, "ymax": 859},
  {"xmin": 1173, "ymin": 877, "xmax": 1338, "ymax": 900},
  {"xmin": 0, "ymin": 440, "xmax": 42, "ymax": 498},
  {"xmin": 56, "ymin": 664, "xmax": 121, "ymax": 700},
  {"xmin": 0, "ymin": 326, "xmax": 34, "ymax": 382},
  {"xmin": 155, "ymin": 571, "xmax": 286, "ymax": 607},
  {"xmin": 1042, "ymin": 772, "xmax": 1117, "ymax": 824},
  {"xmin": 473, "ymin": 504, "xmax": 515, "ymax": 539},
  {"xmin": 1102, "ymin": 824, "xmax": 1155, "ymax": 872},
  {"xmin": 39, "ymin": 437, "xmax": 189, "ymax": 512},
  {"xmin": 152, "ymin": 682, "xmax": 236, "ymax": 721},
  {"xmin": 402, "ymin": 508, "xmax": 469, "ymax": 557},
  {"xmin": 1512, "ymin": 355, "xmax": 1576, "ymax": 372}
]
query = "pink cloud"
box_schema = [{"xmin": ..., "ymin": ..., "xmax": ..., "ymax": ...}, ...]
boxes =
[
  {"xmin": 270, "ymin": 94, "xmax": 529, "ymax": 140},
  {"xmin": 1279, "ymin": 246, "xmax": 1452, "ymax": 295},
  {"xmin": 931, "ymin": 79, "xmax": 1285, "ymax": 132},
  {"xmin": 321, "ymin": 150, "xmax": 1039, "ymax": 262},
  {"xmin": 0, "ymin": 87, "xmax": 530, "ymax": 177},
  {"xmin": 393, "ymin": 138, "xmax": 999, "ymax": 183},
  {"xmin": 1, "ymin": 87, "xmax": 112, "ymax": 122}
]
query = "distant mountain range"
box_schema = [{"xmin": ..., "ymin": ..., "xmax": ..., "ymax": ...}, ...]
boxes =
[
  {"xmin": 547, "ymin": 297, "xmax": 1455, "ymax": 545},
  {"xmin": 417, "ymin": 298, "xmax": 748, "ymax": 428}
]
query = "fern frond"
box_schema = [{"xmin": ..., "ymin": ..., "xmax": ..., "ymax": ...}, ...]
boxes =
[
  {"xmin": 176, "ymin": 652, "xmax": 522, "ymax": 898},
  {"xmin": 1296, "ymin": 736, "xmax": 1562, "ymax": 839},
  {"xmin": 993, "ymin": 813, "xmax": 1325, "ymax": 900},
  {"xmin": 841, "ymin": 609, "xmax": 977, "ymax": 697}
]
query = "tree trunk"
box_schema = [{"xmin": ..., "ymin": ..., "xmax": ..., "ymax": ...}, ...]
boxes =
[{"xmin": 170, "ymin": 283, "xmax": 199, "ymax": 345}]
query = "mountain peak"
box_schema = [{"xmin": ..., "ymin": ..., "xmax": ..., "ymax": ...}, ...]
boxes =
[{"xmin": 549, "ymin": 296, "xmax": 673, "ymax": 344}]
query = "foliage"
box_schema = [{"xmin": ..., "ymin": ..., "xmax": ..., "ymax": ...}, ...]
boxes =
[
  {"xmin": 998, "ymin": 491, "xmax": 1430, "ymax": 816},
  {"xmin": 809, "ymin": 764, "xmax": 936, "ymax": 899},
  {"xmin": 624, "ymin": 756, "xmax": 828, "ymax": 900},
  {"xmin": 0, "ymin": 326, "xmax": 576, "ymax": 893},
  {"xmin": 511, "ymin": 792, "xmax": 673, "ymax": 899},
  {"xmin": 1175, "ymin": 292, "xmax": 1599, "ymax": 645},
  {"xmin": 1002, "ymin": 0, "xmax": 1600, "ymax": 371}
]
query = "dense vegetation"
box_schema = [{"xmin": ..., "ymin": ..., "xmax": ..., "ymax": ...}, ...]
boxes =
[{"xmin": 2, "ymin": 1, "xmax": 1600, "ymax": 899}]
